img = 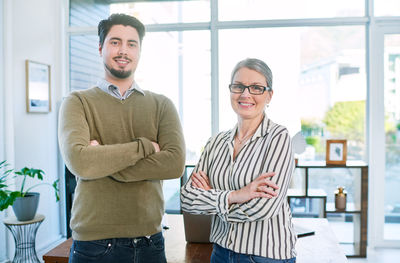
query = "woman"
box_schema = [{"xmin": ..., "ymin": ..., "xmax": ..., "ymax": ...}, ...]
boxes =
[{"xmin": 181, "ymin": 58, "xmax": 297, "ymax": 263}]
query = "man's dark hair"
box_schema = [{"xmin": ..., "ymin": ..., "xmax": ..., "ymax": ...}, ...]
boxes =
[{"xmin": 98, "ymin": 13, "xmax": 145, "ymax": 48}]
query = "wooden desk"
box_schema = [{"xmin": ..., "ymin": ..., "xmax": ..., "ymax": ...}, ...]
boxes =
[{"xmin": 43, "ymin": 215, "xmax": 347, "ymax": 263}]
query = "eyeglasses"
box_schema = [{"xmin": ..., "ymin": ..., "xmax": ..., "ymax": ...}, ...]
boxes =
[{"xmin": 229, "ymin": 84, "xmax": 272, "ymax": 95}]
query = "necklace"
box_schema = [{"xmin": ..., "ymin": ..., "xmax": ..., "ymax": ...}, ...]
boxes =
[{"xmin": 235, "ymin": 132, "xmax": 254, "ymax": 145}]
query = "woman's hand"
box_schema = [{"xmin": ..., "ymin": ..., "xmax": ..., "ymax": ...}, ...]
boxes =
[
  {"xmin": 90, "ymin": 140, "xmax": 99, "ymax": 146},
  {"xmin": 151, "ymin": 142, "xmax": 160, "ymax": 153},
  {"xmin": 228, "ymin": 172, "xmax": 279, "ymax": 205},
  {"xmin": 191, "ymin": 170, "xmax": 212, "ymax": 190}
]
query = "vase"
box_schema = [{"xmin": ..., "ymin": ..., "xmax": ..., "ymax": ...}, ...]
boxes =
[
  {"xmin": 12, "ymin": 192, "xmax": 40, "ymax": 221},
  {"xmin": 334, "ymin": 187, "xmax": 347, "ymax": 211}
]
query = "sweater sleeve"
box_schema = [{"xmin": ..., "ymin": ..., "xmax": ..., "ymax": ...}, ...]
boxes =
[
  {"xmin": 110, "ymin": 97, "xmax": 186, "ymax": 182},
  {"xmin": 58, "ymin": 93, "xmax": 155, "ymax": 180}
]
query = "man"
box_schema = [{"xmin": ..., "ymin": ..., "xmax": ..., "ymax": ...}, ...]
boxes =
[{"xmin": 58, "ymin": 14, "xmax": 185, "ymax": 263}]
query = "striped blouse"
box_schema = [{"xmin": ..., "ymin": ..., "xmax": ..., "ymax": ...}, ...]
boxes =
[{"xmin": 180, "ymin": 116, "xmax": 297, "ymax": 259}]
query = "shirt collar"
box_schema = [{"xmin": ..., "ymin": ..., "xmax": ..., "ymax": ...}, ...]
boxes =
[{"xmin": 97, "ymin": 79, "xmax": 145, "ymax": 96}]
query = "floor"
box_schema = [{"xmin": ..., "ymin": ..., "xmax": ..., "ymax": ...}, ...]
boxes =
[{"xmin": 35, "ymin": 247, "xmax": 400, "ymax": 263}]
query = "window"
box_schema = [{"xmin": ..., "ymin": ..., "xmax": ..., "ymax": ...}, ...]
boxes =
[
  {"xmin": 219, "ymin": 26, "xmax": 366, "ymax": 161},
  {"xmin": 136, "ymin": 30, "xmax": 211, "ymax": 164},
  {"xmin": 67, "ymin": 1, "xmax": 400, "ymax": 246},
  {"xmin": 384, "ymin": 33, "xmax": 400, "ymax": 240},
  {"xmin": 375, "ymin": 0, "xmax": 400, "ymax": 17},
  {"xmin": 69, "ymin": 34, "xmax": 103, "ymax": 91},
  {"xmin": 68, "ymin": 0, "xmax": 367, "ymax": 215}
]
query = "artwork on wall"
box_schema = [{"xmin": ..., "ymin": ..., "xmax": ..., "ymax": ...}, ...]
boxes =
[
  {"xmin": 26, "ymin": 60, "xmax": 51, "ymax": 113},
  {"xmin": 326, "ymin": 139, "xmax": 347, "ymax": 165}
]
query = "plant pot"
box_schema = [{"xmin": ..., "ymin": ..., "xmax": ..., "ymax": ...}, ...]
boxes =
[{"xmin": 12, "ymin": 192, "xmax": 40, "ymax": 221}]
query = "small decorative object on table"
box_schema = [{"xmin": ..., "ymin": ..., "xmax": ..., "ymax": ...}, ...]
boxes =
[
  {"xmin": 326, "ymin": 139, "xmax": 347, "ymax": 166},
  {"xmin": 335, "ymin": 186, "xmax": 347, "ymax": 211}
]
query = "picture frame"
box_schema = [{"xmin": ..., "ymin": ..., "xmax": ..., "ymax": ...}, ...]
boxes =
[
  {"xmin": 26, "ymin": 60, "xmax": 51, "ymax": 113},
  {"xmin": 326, "ymin": 139, "xmax": 347, "ymax": 165}
]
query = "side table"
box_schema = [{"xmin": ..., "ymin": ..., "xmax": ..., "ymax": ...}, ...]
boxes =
[{"xmin": 3, "ymin": 214, "xmax": 45, "ymax": 263}]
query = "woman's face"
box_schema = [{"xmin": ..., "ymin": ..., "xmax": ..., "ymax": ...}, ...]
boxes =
[{"xmin": 230, "ymin": 67, "xmax": 273, "ymax": 121}]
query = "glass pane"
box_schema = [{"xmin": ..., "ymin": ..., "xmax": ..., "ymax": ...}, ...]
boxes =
[
  {"xmin": 70, "ymin": 0, "xmax": 110, "ymax": 27},
  {"xmin": 219, "ymin": 26, "xmax": 366, "ymax": 161},
  {"xmin": 289, "ymin": 168, "xmax": 306, "ymax": 195},
  {"xmin": 375, "ymin": 0, "xmax": 400, "ymax": 16},
  {"xmin": 164, "ymin": 165, "xmax": 195, "ymax": 214},
  {"xmin": 289, "ymin": 197, "xmax": 325, "ymax": 218},
  {"xmin": 219, "ymin": 0, "xmax": 364, "ymax": 21},
  {"xmin": 70, "ymin": 0, "xmax": 210, "ymax": 27},
  {"xmin": 327, "ymin": 213, "xmax": 360, "ymax": 256},
  {"xmin": 164, "ymin": 178, "xmax": 181, "ymax": 213},
  {"xmin": 308, "ymin": 168, "xmax": 361, "ymax": 210},
  {"xmin": 384, "ymin": 34, "xmax": 400, "ymax": 240},
  {"xmin": 111, "ymin": 0, "xmax": 210, "ymax": 24},
  {"xmin": 69, "ymin": 34, "xmax": 103, "ymax": 91},
  {"xmin": 137, "ymin": 30, "xmax": 211, "ymax": 165}
]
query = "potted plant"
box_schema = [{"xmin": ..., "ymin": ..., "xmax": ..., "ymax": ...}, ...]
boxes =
[{"xmin": 0, "ymin": 160, "xmax": 59, "ymax": 221}]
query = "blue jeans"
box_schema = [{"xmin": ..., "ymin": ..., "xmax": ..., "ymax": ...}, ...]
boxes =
[
  {"xmin": 68, "ymin": 232, "xmax": 166, "ymax": 263},
  {"xmin": 211, "ymin": 244, "xmax": 296, "ymax": 263}
]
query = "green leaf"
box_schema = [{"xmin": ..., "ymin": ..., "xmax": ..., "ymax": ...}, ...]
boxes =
[
  {"xmin": 52, "ymin": 179, "xmax": 60, "ymax": 202},
  {"xmin": 0, "ymin": 191, "xmax": 20, "ymax": 211},
  {"xmin": 0, "ymin": 160, "xmax": 7, "ymax": 168}
]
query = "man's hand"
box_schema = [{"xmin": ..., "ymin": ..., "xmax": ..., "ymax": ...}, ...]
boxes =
[
  {"xmin": 191, "ymin": 170, "xmax": 212, "ymax": 190},
  {"xmin": 228, "ymin": 172, "xmax": 279, "ymax": 205},
  {"xmin": 151, "ymin": 142, "xmax": 160, "ymax": 153}
]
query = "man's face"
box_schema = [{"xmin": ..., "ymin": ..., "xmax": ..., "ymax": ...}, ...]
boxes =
[{"xmin": 99, "ymin": 25, "xmax": 141, "ymax": 80}]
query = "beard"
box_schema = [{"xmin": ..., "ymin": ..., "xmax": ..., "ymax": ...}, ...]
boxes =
[{"xmin": 105, "ymin": 63, "xmax": 133, "ymax": 79}]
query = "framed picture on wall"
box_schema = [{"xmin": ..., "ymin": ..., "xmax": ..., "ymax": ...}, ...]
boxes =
[
  {"xmin": 26, "ymin": 60, "xmax": 51, "ymax": 113},
  {"xmin": 326, "ymin": 140, "xmax": 347, "ymax": 165}
]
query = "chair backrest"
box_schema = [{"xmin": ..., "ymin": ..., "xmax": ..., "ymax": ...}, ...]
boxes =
[{"xmin": 180, "ymin": 165, "xmax": 212, "ymax": 243}]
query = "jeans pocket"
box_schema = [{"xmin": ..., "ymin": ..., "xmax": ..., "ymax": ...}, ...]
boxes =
[
  {"xmin": 249, "ymin": 255, "xmax": 296, "ymax": 263},
  {"xmin": 249, "ymin": 255, "xmax": 276, "ymax": 263},
  {"xmin": 149, "ymin": 233, "xmax": 165, "ymax": 251},
  {"xmin": 72, "ymin": 240, "xmax": 113, "ymax": 260}
]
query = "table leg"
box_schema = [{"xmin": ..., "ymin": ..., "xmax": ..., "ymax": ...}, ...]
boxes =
[{"xmin": 5, "ymin": 220, "xmax": 43, "ymax": 263}]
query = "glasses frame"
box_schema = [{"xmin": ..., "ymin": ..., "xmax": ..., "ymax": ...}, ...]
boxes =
[{"xmin": 229, "ymin": 83, "xmax": 272, "ymax": 95}]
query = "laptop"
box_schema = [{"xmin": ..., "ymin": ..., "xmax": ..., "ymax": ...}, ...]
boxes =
[{"xmin": 182, "ymin": 212, "xmax": 212, "ymax": 243}]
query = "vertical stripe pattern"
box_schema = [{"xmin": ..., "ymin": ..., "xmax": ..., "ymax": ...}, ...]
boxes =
[{"xmin": 181, "ymin": 116, "xmax": 297, "ymax": 259}]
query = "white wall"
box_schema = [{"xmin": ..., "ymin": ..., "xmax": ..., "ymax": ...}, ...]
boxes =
[
  {"xmin": 0, "ymin": 1, "xmax": 7, "ymax": 261},
  {"xmin": 1, "ymin": 0, "xmax": 65, "ymax": 260}
]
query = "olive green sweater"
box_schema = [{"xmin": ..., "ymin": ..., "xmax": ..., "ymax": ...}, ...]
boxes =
[{"xmin": 58, "ymin": 87, "xmax": 185, "ymax": 241}]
